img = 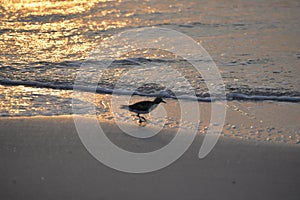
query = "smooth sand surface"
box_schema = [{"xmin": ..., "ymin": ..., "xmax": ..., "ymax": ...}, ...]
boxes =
[{"xmin": 0, "ymin": 116, "xmax": 300, "ymax": 200}]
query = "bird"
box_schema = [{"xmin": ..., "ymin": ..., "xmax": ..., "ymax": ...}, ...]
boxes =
[{"xmin": 120, "ymin": 97, "xmax": 166, "ymax": 123}]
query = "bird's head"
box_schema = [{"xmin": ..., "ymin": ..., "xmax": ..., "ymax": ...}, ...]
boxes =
[{"xmin": 154, "ymin": 97, "xmax": 166, "ymax": 104}]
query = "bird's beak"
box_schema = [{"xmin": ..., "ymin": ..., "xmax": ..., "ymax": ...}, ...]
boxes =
[{"xmin": 162, "ymin": 100, "xmax": 166, "ymax": 103}]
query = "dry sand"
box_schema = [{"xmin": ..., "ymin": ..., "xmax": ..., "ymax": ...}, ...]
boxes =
[{"xmin": 0, "ymin": 113, "xmax": 300, "ymax": 200}]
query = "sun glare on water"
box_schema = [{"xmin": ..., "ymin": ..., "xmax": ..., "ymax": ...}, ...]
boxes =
[{"xmin": 0, "ymin": 0, "xmax": 127, "ymax": 64}]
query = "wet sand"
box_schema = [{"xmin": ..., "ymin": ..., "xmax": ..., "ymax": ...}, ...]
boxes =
[{"xmin": 1, "ymin": 112, "xmax": 300, "ymax": 200}]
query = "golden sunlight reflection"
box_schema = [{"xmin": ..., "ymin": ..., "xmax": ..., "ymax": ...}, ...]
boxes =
[
  {"xmin": 0, "ymin": 84, "xmax": 117, "ymax": 118},
  {"xmin": 0, "ymin": 85, "xmax": 73, "ymax": 116},
  {"xmin": 0, "ymin": 0, "xmax": 128, "ymax": 64},
  {"xmin": 2, "ymin": 0, "xmax": 102, "ymax": 18},
  {"xmin": 0, "ymin": 0, "xmax": 195, "ymax": 66}
]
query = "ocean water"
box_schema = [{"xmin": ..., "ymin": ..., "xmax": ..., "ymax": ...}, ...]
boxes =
[{"xmin": 1, "ymin": 0, "xmax": 300, "ymax": 117}]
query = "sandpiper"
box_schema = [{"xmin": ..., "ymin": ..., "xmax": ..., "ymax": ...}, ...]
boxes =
[{"xmin": 120, "ymin": 97, "xmax": 166, "ymax": 123}]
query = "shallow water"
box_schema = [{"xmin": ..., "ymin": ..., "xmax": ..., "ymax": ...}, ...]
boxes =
[{"xmin": 1, "ymin": 0, "xmax": 300, "ymax": 117}]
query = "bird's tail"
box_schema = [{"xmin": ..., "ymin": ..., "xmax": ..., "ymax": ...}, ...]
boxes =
[{"xmin": 120, "ymin": 105, "xmax": 129, "ymax": 110}]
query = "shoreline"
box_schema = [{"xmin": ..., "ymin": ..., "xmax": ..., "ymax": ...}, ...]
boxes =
[{"xmin": 1, "ymin": 96, "xmax": 299, "ymax": 144}]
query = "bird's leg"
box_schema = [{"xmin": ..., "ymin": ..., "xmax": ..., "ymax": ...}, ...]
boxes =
[
  {"xmin": 136, "ymin": 114, "xmax": 142, "ymax": 123},
  {"xmin": 136, "ymin": 114, "xmax": 146, "ymax": 123}
]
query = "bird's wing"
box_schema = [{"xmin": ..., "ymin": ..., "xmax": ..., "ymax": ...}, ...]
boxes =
[{"xmin": 129, "ymin": 101, "xmax": 152, "ymax": 111}]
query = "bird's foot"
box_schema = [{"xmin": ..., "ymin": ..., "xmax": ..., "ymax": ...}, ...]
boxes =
[
  {"xmin": 137, "ymin": 116, "xmax": 147, "ymax": 124},
  {"xmin": 138, "ymin": 118, "xmax": 146, "ymax": 123}
]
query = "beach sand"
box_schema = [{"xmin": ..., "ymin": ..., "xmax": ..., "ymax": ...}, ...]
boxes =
[{"xmin": 1, "ymin": 101, "xmax": 300, "ymax": 200}]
